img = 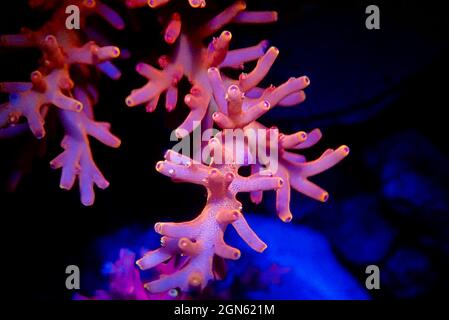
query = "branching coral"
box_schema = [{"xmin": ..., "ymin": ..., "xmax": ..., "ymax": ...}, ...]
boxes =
[
  {"xmin": 1, "ymin": 0, "xmax": 349, "ymax": 298},
  {"xmin": 137, "ymin": 147, "xmax": 283, "ymax": 292},
  {"xmin": 0, "ymin": 0, "xmax": 123, "ymax": 205},
  {"xmin": 245, "ymin": 122, "xmax": 350, "ymax": 222},
  {"xmin": 125, "ymin": 1, "xmax": 278, "ymax": 138},
  {"xmin": 133, "ymin": 1, "xmax": 350, "ymax": 294}
]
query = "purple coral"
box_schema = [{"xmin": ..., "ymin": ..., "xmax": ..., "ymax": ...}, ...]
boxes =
[{"xmin": 75, "ymin": 249, "xmax": 186, "ymax": 300}]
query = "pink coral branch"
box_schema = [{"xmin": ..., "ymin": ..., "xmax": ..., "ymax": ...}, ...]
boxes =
[
  {"xmin": 200, "ymin": 1, "xmax": 247, "ymax": 38},
  {"xmin": 1, "ymin": 1, "xmax": 123, "ymax": 205},
  {"xmin": 138, "ymin": 146, "xmax": 284, "ymax": 292},
  {"xmin": 127, "ymin": 1, "xmax": 281, "ymax": 138},
  {"xmin": 130, "ymin": 0, "xmax": 206, "ymax": 9},
  {"xmin": 164, "ymin": 13, "xmax": 182, "ymax": 45},
  {"xmin": 231, "ymin": 212, "xmax": 267, "ymax": 252},
  {"xmin": 148, "ymin": 0, "xmax": 171, "ymax": 8},
  {"xmin": 232, "ymin": 173, "xmax": 283, "ymax": 193},
  {"xmin": 219, "ymin": 40, "xmax": 269, "ymax": 69},
  {"xmin": 245, "ymin": 121, "xmax": 350, "ymax": 219},
  {"xmin": 66, "ymin": 41, "xmax": 121, "ymax": 66},
  {"xmin": 293, "ymin": 128, "xmax": 323, "ymax": 149},
  {"xmin": 205, "ymin": 31, "xmax": 232, "ymax": 68},
  {"xmin": 0, "ymin": 68, "xmax": 82, "ymax": 139},
  {"xmin": 232, "ymin": 11, "xmax": 278, "ymax": 24},
  {"xmin": 208, "ymin": 60, "xmax": 309, "ymax": 130},
  {"xmin": 155, "ymin": 158, "xmax": 209, "ymax": 185},
  {"xmin": 50, "ymin": 102, "xmax": 121, "ymax": 206},
  {"xmin": 257, "ymin": 76, "xmax": 310, "ymax": 106},
  {"xmin": 126, "ymin": 63, "xmax": 183, "ymax": 109},
  {"xmin": 95, "ymin": 2, "xmax": 126, "ymax": 30},
  {"xmin": 274, "ymin": 165, "xmax": 293, "ymax": 222},
  {"xmin": 238, "ymin": 46, "xmax": 279, "ymax": 91},
  {"xmin": 124, "ymin": 0, "xmax": 149, "ymax": 8}
]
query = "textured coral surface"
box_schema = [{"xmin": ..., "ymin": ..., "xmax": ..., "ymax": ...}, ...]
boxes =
[
  {"xmin": 1, "ymin": 0, "xmax": 349, "ymax": 297},
  {"xmin": 126, "ymin": 1, "xmax": 349, "ymax": 293}
]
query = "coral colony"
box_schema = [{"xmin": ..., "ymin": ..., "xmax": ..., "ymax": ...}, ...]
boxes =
[
  {"xmin": 0, "ymin": 0, "xmax": 349, "ymax": 298},
  {"xmin": 0, "ymin": 0, "xmax": 123, "ymax": 205}
]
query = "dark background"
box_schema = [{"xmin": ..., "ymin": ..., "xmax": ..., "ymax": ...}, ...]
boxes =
[{"xmin": 1, "ymin": 0, "xmax": 448, "ymax": 299}]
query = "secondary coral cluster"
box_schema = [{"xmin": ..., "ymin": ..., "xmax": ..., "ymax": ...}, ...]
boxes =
[{"xmin": 0, "ymin": 0, "xmax": 123, "ymax": 205}]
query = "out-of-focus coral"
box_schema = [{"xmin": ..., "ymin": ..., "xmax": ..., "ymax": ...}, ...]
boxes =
[
  {"xmin": 382, "ymin": 247, "xmax": 436, "ymax": 299},
  {"xmin": 0, "ymin": 0, "xmax": 123, "ymax": 205},
  {"xmin": 365, "ymin": 130, "xmax": 449, "ymax": 258},
  {"xmin": 306, "ymin": 193, "xmax": 397, "ymax": 265},
  {"xmin": 74, "ymin": 248, "xmax": 186, "ymax": 300}
]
